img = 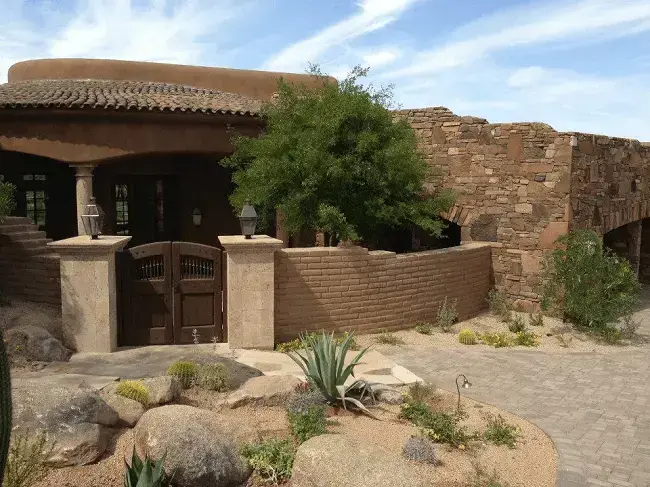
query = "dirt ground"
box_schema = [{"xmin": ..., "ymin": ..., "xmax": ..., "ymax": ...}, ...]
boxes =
[
  {"xmin": 355, "ymin": 310, "xmax": 650, "ymax": 354},
  {"xmin": 34, "ymin": 387, "xmax": 556, "ymax": 487}
]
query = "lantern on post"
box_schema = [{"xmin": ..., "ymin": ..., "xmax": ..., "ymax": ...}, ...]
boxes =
[
  {"xmin": 81, "ymin": 197, "xmax": 105, "ymax": 240},
  {"xmin": 239, "ymin": 200, "xmax": 258, "ymax": 239}
]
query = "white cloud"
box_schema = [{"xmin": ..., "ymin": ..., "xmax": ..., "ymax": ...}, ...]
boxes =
[
  {"xmin": 262, "ymin": 0, "xmax": 420, "ymax": 73},
  {"xmin": 385, "ymin": 0, "xmax": 650, "ymax": 78},
  {"xmin": 362, "ymin": 48, "xmax": 401, "ymax": 68},
  {"xmin": 507, "ymin": 66, "xmax": 545, "ymax": 88}
]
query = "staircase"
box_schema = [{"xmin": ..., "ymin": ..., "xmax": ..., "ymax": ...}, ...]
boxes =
[{"xmin": 0, "ymin": 217, "xmax": 61, "ymax": 305}]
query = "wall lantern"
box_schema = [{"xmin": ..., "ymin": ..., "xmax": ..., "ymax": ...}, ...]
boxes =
[
  {"xmin": 239, "ymin": 200, "xmax": 258, "ymax": 239},
  {"xmin": 81, "ymin": 196, "xmax": 105, "ymax": 240},
  {"xmin": 455, "ymin": 374, "xmax": 472, "ymax": 412},
  {"xmin": 192, "ymin": 207, "xmax": 202, "ymax": 227}
]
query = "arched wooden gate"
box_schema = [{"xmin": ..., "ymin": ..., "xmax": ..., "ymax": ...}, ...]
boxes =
[{"xmin": 117, "ymin": 241, "xmax": 225, "ymax": 346}]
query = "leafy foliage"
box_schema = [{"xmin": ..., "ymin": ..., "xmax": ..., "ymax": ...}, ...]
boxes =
[
  {"xmin": 241, "ymin": 438, "xmax": 295, "ymax": 486},
  {"xmin": 374, "ymin": 331, "xmax": 404, "ymax": 345},
  {"xmin": 514, "ymin": 330, "xmax": 539, "ymax": 347},
  {"xmin": 276, "ymin": 331, "xmax": 359, "ymax": 353},
  {"xmin": 221, "ymin": 65, "xmax": 454, "ymax": 245},
  {"xmin": 487, "ymin": 290, "xmax": 512, "ymax": 323},
  {"xmin": 478, "ymin": 332, "xmax": 514, "ymax": 348},
  {"xmin": 402, "ymin": 435, "xmax": 436, "ymax": 464},
  {"xmin": 287, "ymin": 405, "xmax": 327, "ymax": 444},
  {"xmin": 288, "ymin": 332, "xmax": 376, "ymax": 416},
  {"xmin": 528, "ymin": 312, "xmax": 544, "ymax": 327},
  {"xmin": 541, "ymin": 230, "xmax": 640, "ymax": 330},
  {"xmin": 507, "ymin": 315, "xmax": 526, "ymax": 333},
  {"xmin": 483, "ymin": 415, "xmax": 520, "ymax": 448},
  {"xmin": 124, "ymin": 448, "xmax": 172, "ymax": 487},
  {"xmin": 115, "ymin": 381, "xmax": 149, "ymax": 407},
  {"xmin": 166, "ymin": 361, "xmax": 197, "ymax": 389},
  {"xmin": 400, "ymin": 402, "xmax": 471, "ymax": 447},
  {"xmin": 414, "ymin": 322, "xmax": 433, "ymax": 335},
  {"xmin": 196, "ymin": 363, "xmax": 229, "ymax": 392},
  {"xmin": 436, "ymin": 297, "xmax": 458, "ymax": 332},
  {"xmin": 458, "ymin": 329, "xmax": 477, "ymax": 345},
  {"xmin": 3, "ymin": 431, "xmax": 54, "ymax": 487},
  {"xmin": 0, "ymin": 181, "xmax": 16, "ymax": 224}
]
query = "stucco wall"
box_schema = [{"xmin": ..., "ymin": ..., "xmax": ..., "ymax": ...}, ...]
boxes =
[
  {"xmin": 274, "ymin": 243, "xmax": 492, "ymax": 341},
  {"xmin": 397, "ymin": 107, "xmax": 572, "ymax": 310}
]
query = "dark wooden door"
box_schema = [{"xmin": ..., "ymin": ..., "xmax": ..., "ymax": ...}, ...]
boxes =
[{"xmin": 118, "ymin": 241, "xmax": 223, "ymax": 346}]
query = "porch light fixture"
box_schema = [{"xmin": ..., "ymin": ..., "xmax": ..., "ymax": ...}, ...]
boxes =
[
  {"xmin": 239, "ymin": 200, "xmax": 258, "ymax": 239},
  {"xmin": 456, "ymin": 374, "xmax": 472, "ymax": 411},
  {"xmin": 81, "ymin": 197, "xmax": 105, "ymax": 240},
  {"xmin": 192, "ymin": 207, "xmax": 202, "ymax": 227}
]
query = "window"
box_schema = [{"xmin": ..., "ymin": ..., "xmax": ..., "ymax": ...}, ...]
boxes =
[
  {"xmin": 115, "ymin": 184, "xmax": 130, "ymax": 236},
  {"xmin": 22, "ymin": 174, "xmax": 47, "ymax": 228}
]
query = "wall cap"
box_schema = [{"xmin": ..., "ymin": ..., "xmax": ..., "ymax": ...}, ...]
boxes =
[
  {"xmin": 48, "ymin": 235, "xmax": 131, "ymax": 255},
  {"xmin": 219, "ymin": 235, "xmax": 284, "ymax": 253}
]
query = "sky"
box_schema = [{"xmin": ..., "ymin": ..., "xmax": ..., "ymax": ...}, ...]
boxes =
[{"xmin": 1, "ymin": 0, "xmax": 650, "ymax": 139}]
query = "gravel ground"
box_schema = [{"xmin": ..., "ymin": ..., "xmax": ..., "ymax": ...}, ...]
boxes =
[
  {"xmin": 355, "ymin": 310, "xmax": 650, "ymax": 354},
  {"xmin": 33, "ymin": 388, "xmax": 556, "ymax": 487}
]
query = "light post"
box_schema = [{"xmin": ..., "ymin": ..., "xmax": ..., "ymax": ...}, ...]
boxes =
[
  {"xmin": 456, "ymin": 374, "xmax": 472, "ymax": 412},
  {"xmin": 81, "ymin": 197, "xmax": 105, "ymax": 240},
  {"xmin": 239, "ymin": 200, "xmax": 258, "ymax": 239}
]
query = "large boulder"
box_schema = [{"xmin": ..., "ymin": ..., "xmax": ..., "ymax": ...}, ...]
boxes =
[
  {"xmin": 101, "ymin": 394, "xmax": 145, "ymax": 427},
  {"xmin": 11, "ymin": 379, "xmax": 119, "ymax": 466},
  {"xmin": 5, "ymin": 325, "xmax": 70, "ymax": 363},
  {"xmin": 1, "ymin": 300, "xmax": 74, "ymax": 350},
  {"xmin": 134, "ymin": 405, "xmax": 252, "ymax": 487},
  {"xmin": 225, "ymin": 375, "xmax": 302, "ymax": 408},
  {"xmin": 292, "ymin": 435, "xmax": 430, "ymax": 487}
]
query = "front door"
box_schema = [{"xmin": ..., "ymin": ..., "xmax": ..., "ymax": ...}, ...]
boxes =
[{"xmin": 118, "ymin": 241, "xmax": 224, "ymax": 346}]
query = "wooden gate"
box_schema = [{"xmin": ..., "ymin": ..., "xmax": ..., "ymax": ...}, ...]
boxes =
[{"xmin": 118, "ymin": 241, "xmax": 224, "ymax": 346}]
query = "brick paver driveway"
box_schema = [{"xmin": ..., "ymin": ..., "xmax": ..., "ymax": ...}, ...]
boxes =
[{"xmin": 383, "ymin": 295, "xmax": 650, "ymax": 487}]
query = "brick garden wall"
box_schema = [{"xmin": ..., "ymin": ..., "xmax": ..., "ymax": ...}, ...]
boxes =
[
  {"xmin": 396, "ymin": 106, "xmax": 573, "ymax": 311},
  {"xmin": 274, "ymin": 243, "xmax": 492, "ymax": 341}
]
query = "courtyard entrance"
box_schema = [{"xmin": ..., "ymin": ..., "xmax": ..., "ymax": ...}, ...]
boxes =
[{"xmin": 117, "ymin": 241, "xmax": 225, "ymax": 346}]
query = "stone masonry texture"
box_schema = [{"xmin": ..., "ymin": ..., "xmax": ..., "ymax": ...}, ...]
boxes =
[
  {"xmin": 397, "ymin": 106, "xmax": 650, "ymax": 309},
  {"xmin": 274, "ymin": 243, "xmax": 491, "ymax": 341}
]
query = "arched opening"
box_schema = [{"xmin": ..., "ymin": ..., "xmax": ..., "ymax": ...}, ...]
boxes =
[
  {"xmin": 0, "ymin": 149, "xmax": 76, "ymax": 240},
  {"xmin": 603, "ymin": 219, "xmax": 645, "ymax": 279}
]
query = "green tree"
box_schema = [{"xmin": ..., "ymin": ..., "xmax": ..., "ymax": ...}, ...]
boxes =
[
  {"xmin": 541, "ymin": 230, "xmax": 640, "ymax": 330},
  {"xmin": 221, "ymin": 66, "xmax": 454, "ymax": 246},
  {"xmin": 0, "ymin": 181, "xmax": 15, "ymax": 223}
]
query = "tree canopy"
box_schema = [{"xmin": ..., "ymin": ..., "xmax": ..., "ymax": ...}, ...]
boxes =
[
  {"xmin": 221, "ymin": 66, "xmax": 454, "ymax": 246},
  {"xmin": 0, "ymin": 181, "xmax": 15, "ymax": 223}
]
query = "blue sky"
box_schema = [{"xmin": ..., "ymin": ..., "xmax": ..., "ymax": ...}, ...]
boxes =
[{"xmin": 1, "ymin": 0, "xmax": 650, "ymax": 139}]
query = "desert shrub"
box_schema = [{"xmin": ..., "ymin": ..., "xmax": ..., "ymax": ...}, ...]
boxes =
[
  {"xmin": 287, "ymin": 405, "xmax": 327, "ymax": 444},
  {"xmin": 275, "ymin": 338, "xmax": 304, "ymax": 353},
  {"xmin": 405, "ymin": 382, "xmax": 436, "ymax": 405},
  {"xmin": 414, "ymin": 322, "xmax": 433, "ymax": 335},
  {"xmin": 621, "ymin": 315, "xmax": 640, "ymax": 339},
  {"xmin": 375, "ymin": 331, "xmax": 404, "ymax": 345},
  {"xmin": 507, "ymin": 315, "xmax": 526, "ymax": 333},
  {"xmin": 400, "ymin": 401, "xmax": 433, "ymax": 424},
  {"xmin": 241, "ymin": 438, "xmax": 295, "ymax": 485},
  {"xmin": 487, "ymin": 289, "xmax": 511, "ymax": 322},
  {"xmin": 469, "ymin": 461, "xmax": 510, "ymax": 487},
  {"xmin": 483, "ymin": 414, "xmax": 520, "ymax": 448},
  {"xmin": 276, "ymin": 331, "xmax": 359, "ymax": 352},
  {"xmin": 478, "ymin": 332, "xmax": 513, "ymax": 348},
  {"xmin": 458, "ymin": 329, "xmax": 477, "ymax": 345},
  {"xmin": 402, "ymin": 435, "xmax": 436, "ymax": 464},
  {"xmin": 3, "ymin": 431, "xmax": 54, "ymax": 487},
  {"xmin": 196, "ymin": 363, "xmax": 229, "ymax": 391},
  {"xmin": 124, "ymin": 447, "xmax": 172, "ymax": 487},
  {"xmin": 601, "ymin": 326, "xmax": 623, "ymax": 345},
  {"xmin": 514, "ymin": 330, "xmax": 539, "ymax": 347},
  {"xmin": 419, "ymin": 411, "xmax": 471, "ymax": 447},
  {"xmin": 288, "ymin": 332, "xmax": 375, "ymax": 415},
  {"xmin": 286, "ymin": 386, "xmax": 328, "ymax": 415},
  {"xmin": 528, "ymin": 312, "xmax": 544, "ymax": 327},
  {"xmin": 0, "ymin": 181, "xmax": 16, "ymax": 224},
  {"xmin": 541, "ymin": 230, "xmax": 640, "ymax": 332},
  {"xmin": 166, "ymin": 361, "xmax": 197, "ymax": 389},
  {"xmin": 115, "ymin": 380, "xmax": 149, "ymax": 407},
  {"xmin": 436, "ymin": 297, "xmax": 458, "ymax": 332}
]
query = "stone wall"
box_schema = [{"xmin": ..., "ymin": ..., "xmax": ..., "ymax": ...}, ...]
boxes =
[
  {"xmin": 397, "ymin": 107, "xmax": 573, "ymax": 310},
  {"xmin": 274, "ymin": 243, "xmax": 492, "ymax": 341}
]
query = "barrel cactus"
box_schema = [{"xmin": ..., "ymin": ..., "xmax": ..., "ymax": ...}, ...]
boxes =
[
  {"xmin": 1, "ymin": 328, "xmax": 12, "ymax": 479},
  {"xmin": 115, "ymin": 380, "xmax": 150, "ymax": 407},
  {"xmin": 196, "ymin": 363, "xmax": 229, "ymax": 392},
  {"xmin": 458, "ymin": 329, "xmax": 477, "ymax": 345},
  {"xmin": 166, "ymin": 361, "xmax": 198, "ymax": 389}
]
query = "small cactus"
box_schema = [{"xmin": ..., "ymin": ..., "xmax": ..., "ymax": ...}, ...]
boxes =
[
  {"xmin": 458, "ymin": 329, "xmax": 477, "ymax": 345},
  {"xmin": 166, "ymin": 361, "xmax": 198, "ymax": 389},
  {"xmin": 196, "ymin": 363, "xmax": 229, "ymax": 392},
  {"xmin": 115, "ymin": 380, "xmax": 150, "ymax": 407}
]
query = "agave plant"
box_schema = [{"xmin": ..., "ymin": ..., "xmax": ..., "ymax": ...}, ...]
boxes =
[
  {"xmin": 124, "ymin": 448, "xmax": 172, "ymax": 487},
  {"xmin": 288, "ymin": 331, "xmax": 377, "ymax": 416}
]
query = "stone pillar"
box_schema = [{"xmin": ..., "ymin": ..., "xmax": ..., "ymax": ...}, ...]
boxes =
[
  {"xmin": 73, "ymin": 165, "xmax": 95, "ymax": 236},
  {"xmin": 218, "ymin": 235, "xmax": 283, "ymax": 350},
  {"xmin": 627, "ymin": 220, "xmax": 642, "ymax": 277},
  {"xmin": 48, "ymin": 236, "xmax": 131, "ymax": 353}
]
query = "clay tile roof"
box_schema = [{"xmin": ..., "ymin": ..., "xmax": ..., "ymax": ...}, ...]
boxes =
[{"xmin": 0, "ymin": 79, "xmax": 262, "ymax": 116}]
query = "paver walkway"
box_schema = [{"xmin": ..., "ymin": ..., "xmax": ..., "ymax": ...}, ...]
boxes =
[{"xmin": 383, "ymin": 291, "xmax": 650, "ymax": 487}]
